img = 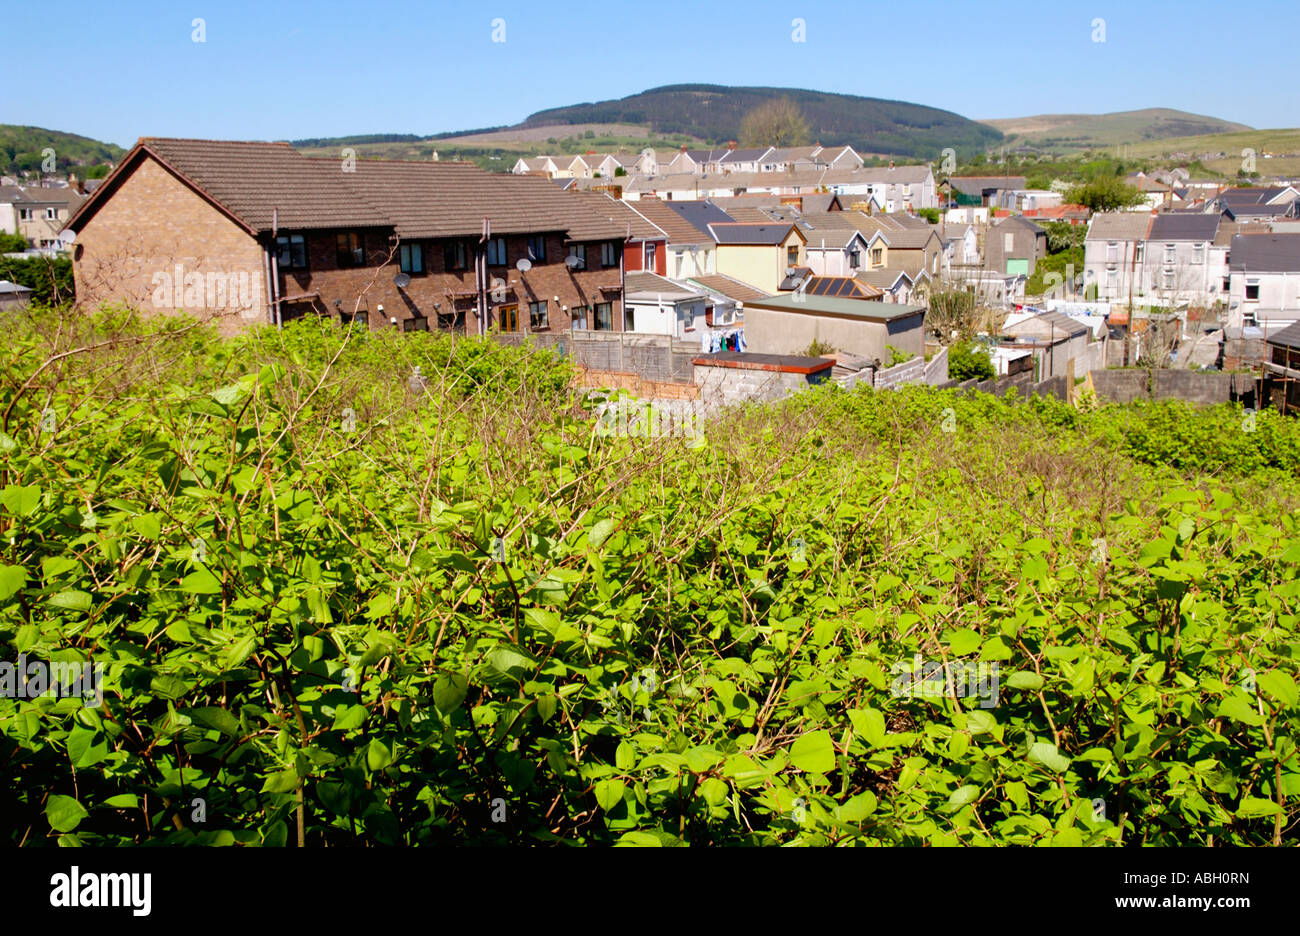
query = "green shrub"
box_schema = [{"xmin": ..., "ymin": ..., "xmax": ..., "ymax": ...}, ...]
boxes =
[
  {"xmin": 0, "ymin": 311, "xmax": 1296, "ymax": 846},
  {"xmin": 947, "ymin": 340, "xmax": 995, "ymax": 381}
]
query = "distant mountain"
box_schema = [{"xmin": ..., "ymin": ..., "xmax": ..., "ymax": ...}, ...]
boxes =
[
  {"xmin": 518, "ymin": 84, "xmax": 1001, "ymax": 160},
  {"xmin": 980, "ymin": 109, "xmax": 1252, "ymax": 153},
  {"xmin": 0, "ymin": 125, "xmax": 126, "ymax": 176}
]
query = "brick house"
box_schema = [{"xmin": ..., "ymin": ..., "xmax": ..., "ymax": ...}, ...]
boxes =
[{"xmin": 64, "ymin": 137, "xmax": 628, "ymax": 334}]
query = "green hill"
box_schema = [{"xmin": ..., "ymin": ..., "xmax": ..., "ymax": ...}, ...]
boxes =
[
  {"xmin": 520, "ymin": 84, "xmax": 1001, "ymax": 159},
  {"xmin": 981, "ymin": 108, "xmax": 1251, "ymax": 154},
  {"xmin": 0, "ymin": 125, "xmax": 126, "ymax": 177}
]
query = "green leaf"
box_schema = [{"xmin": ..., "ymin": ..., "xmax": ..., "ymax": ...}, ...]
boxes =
[
  {"xmin": 366, "ymin": 739, "xmax": 392, "ymax": 771},
  {"xmin": 103, "ymin": 794, "xmax": 138, "ymax": 809},
  {"xmin": 0, "ymin": 564, "xmax": 27, "ymax": 601},
  {"xmin": 790, "ymin": 730, "xmax": 836, "ymax": 774},
  {"xmin": 261, "ymin": 767, "xmax": 298, "ymax": 794},
  {"xmin": 181, "ymin": 567, "xmax": 223, "ymax": 595},
  {"xmin": 432, "ymin": 673, "xmax": 468, "ymax": 713},
  {"xmin": 945, "ymin": 628, "xmax": 981, "ymax": 656},
  {"xmin": 189, "ymin": 706, "xmax": 240, "ymax": 736},
  {"xmin": 1217, "ymin": 696, "xmax": 1264, "ymax": 726},
  {"xmin": 332, "ymin": 703, "xmax": 367, "ymax": 732},
  {"xmin": 1257, "ymin": 670, "xmax": 1298, "ymax": 709},
  {"xmin": 594, "ymin": 778, "xmax": 625, "ymax": 811},
  {"xmin": 1236, "ymin": 797, "xmax": 1283, "ymax": 818},
  {"xmin": 1006, "ymin": 671, "xmax": 1044, "ymax": 691},
  {"xmin": 589, "ymin": 518, "xmax": 617, "ymax": 549},
  {"xmin": 837, "ymin": 790, "xmax": 877, "ymax": 823},
  {"xmin": 848, "ymin": 708, "xmax": 887, "ymax": 748},
  {"xmin": 1028, "ymin": 742, "xmax": 1071, "ymax": 773},
  {"xmin": 1, "ymin": 484, "xmax": 41, "ymax": 517},
  {"xmin": 48, "ymin": 590, "xmax": 92, "ymax": 612},
  {"xmin": 46, "ymin": 794, "xmax": 89, "ymax": 832}
]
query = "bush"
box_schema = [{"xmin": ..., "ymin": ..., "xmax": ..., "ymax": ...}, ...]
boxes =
[
  {"xmin": 947, "ymin": 340, "xmax": 995, "ymax": 381},
  {"xmin": 1, "ymin": 313, "xmax": 1296, "ymax": 846}
]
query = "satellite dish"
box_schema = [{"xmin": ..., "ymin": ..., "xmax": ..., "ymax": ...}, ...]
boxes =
[
  {"xmin": 58, "ymin": 229, "xmax": 76, "ymax": 244},
  {"xmin": 784, "ymin": 267, "xmax": 797, "ymax": 277},
  {"xmin": 565, "ymin": 255, "xmax": 584, "ymax": 270},
  {"xmin": 393, "ymin": 272, "xmax": 411, "ymax": 288},
  {"xmin": 516, "ymin": 258, "xmax": 532, "ymax": 272}
]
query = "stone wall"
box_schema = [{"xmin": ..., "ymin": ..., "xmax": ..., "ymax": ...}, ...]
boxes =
[
  {"xmin": 874, "ymin": 355, "xmax": 926, "ymax": 390},
  {"xmin": 1089, "ymin": 369, "xmax": 1239, "ymax": 405}
]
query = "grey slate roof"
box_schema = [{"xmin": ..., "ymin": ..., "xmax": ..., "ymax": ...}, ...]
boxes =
[
  {"xmin": 1147, "ymin": 213, "xmax": 1220, "ymax": 242},
  {"xmin": 1266, "ymin": 321, "xmax": 1300, "ymax": 349},
  {"xmin": 1228, "ymin": 233, "xmax": 1300, "ymax": 272},
  {"xmin": 708, "ymin": 222, "xmax": 796, "ymax": 246}
]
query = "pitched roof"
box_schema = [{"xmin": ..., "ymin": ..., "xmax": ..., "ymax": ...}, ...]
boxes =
[
  {"xmin": 855, "ymin": 269, "xmax": 913, "ymax": 289},
  {"xmin": 629, "ymin": 197, "xmax": 712, "ymax": 244},
  {"xmin": 1228, "ymin": 233, "xmax": 1300, "ymax": 272},
  {"xmin": 623, "ymin": 271, "xmax": 704, "ymax": 301},
  {"xmin": 1086, "ymin": 212, "xmax": 1154, "ymax": 241},
  {"xmin": 1266, "ymin": 320, "xmax": 1300, "ymax": 349},
  {"xmin": 1002, "ymin": 310, "xmax": 1089, "ymax": 339},
  {"xmin": 571, "ymin": 192, "xmax": 665, "ymax": 242},
  {"xmin": 67, "ymin": 137, "xmax": 627, "ymax": 242},
  {"xmin": 801, "ymin": 276, "xmax": 884, "ymax": 299},
  {"xmin": 720, "ymin": 147, "xmax": 774, "ymax": 163},
  {"xmin": 687, "ymin": 273, "xmax": 769, "ymax": 303},
  {"xmin": 993, "ymin": 215, "xmax": 1047, "ymax": 234},
  {"xmin": 708, "ymin": 222, "xmax": 799, "ymax": 245},
  {"xmin": 746, "ymin": 293, "xmax": 925, "ymax": 321},
  {"xmin": 853, "ymin": 164, "xmax": 933, "ymax": 184},
  {"xmin": 946, "ymin": 175, "xmax": 1026, "ymax": 195},
  {"xmin": 1147, "ymin": 213, "xmax": 1220, "ymax": 242}
]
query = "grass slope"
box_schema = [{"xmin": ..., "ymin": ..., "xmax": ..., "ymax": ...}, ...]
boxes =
[
  {"xmin": 981, "ymin": 108, "xmax": 1251, "ymax": 154},
  {"xmin": 0, "ymin": 125, "xmax": 126, "ymax": 176}
]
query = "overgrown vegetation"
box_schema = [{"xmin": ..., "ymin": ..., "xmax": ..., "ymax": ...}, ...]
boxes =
[
  {"xmin": 946, "ymin": 340, "xmax": 996, "ymax": 382},
  {"xmin": 2, "ymin": 308, "xmax": 1297, "ymax": 846}
]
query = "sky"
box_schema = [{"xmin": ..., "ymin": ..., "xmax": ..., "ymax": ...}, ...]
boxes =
[{"xmin": 5, "ymin": 0, "xmax": 1296, "ymax": 147}]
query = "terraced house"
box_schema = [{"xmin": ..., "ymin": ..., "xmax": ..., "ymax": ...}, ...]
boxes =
[{"xmin": 65, "ymin": 138, "xmax": 628, "ymax": 335}]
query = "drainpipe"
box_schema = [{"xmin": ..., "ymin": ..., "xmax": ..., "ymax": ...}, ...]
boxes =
[{"xmin": 269, "ymin": 207, "xmax": 281, "ymax": 327}]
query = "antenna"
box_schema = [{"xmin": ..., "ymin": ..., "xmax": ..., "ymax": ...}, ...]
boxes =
[{"xmin": 394, "ymin": 272, "xmax": 411, "ymax": 288}]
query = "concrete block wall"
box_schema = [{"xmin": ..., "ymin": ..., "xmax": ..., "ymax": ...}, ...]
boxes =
[{"xmin": 874, "ymin": 356, "xmax": 926, "ymax": 390}]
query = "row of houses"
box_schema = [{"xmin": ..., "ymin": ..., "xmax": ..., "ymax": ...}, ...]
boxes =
[
  {"xmin": 512, "ymin": 142, "xmax": 866, "ymax": 181},
  {"xmin": 1082, "ymin": 210, "xmax": 1300, "ymax": 329},
  {"xmin": 1, "ymin": 182, "xmax": 88, "ymax": 249}
]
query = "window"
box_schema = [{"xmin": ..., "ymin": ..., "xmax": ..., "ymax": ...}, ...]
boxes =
[
  {"xmin": 336, "ymin": 232, "xmax": 364, "ymax": 268},
  {"xmin": 625, "ymin": 305, "xmax": 636, "ymax": 331},
  {"xmin": 498, "ymin": 304, "xmax": 519, "ymax": 332},
  {"xmin": 571, "ymin": 305, "xmax": 589, "ymax": 329},
  {"xmin": 569, "ymin": 244, "xmax": 586, "ymax": 268},
  {"xmin": 486, "ymin": 237, "xmax": 507, "ymax": 266},
  {"xmin": 1192, "ymin": 243, "xmax": 1205, "ymax": 264},
  {"xmin": 45, "ymin": 207, "xmax": 58, "ymax": 220},
  {"xmin": 1004, "ymin": 233, "xmax": 1014, "ymax": 253},
  {"xmin": 1135, "ymin": 243, "xmax": 1145, "ymax": 263},
  {"xmin": 529, "ymin": 300, "xmax": 548, "ymax": 330},
  {"xmin": 674, "ymin": 251, "xmax": 684, "ymax": 278},
  {"xmin": 848, "ymin": 248, "xmax": 860, "ymax": 269},
  {"xmin": 593, "ymin": 302, "xmax": 613, "ymax": 331},
  {"xmin": 400, "ymin": 243, "xmax": 425, "ymax": 275},
  {"xmin": 18, "ymin": 208, "xmax": 34, "ymax": 221},
  {"xmin": 1106, "ymin": 241, "xmax": 1119, "ymax": 262},
  {"xmin": 644, "ymin": 242, "xmax": 657, "ymax": 270},
  {"xmin": 1246, "ymin": 278, "xmax": 1260, "ymax": 301},
  {"xmin": 1163, "ymin": 243, "xmax": 1175, "ymax": 263},
  {"xmin": 443, "ymin": 240, "xmax": 466, "ymax": 271},
  {"xmin": 526, "ymin": 235, "xmax": 547, "ymax": 263},
  {"xmin": 600, "ymin": 241, "xmax": 618, "ymax": 267},
  {"xmin": 402, "ymin": 317, "xmax": 429, "ymax": 332},
  {"xmin": 1161, "ymin": 270, "xmax": 1175, "ymax": 290},
  {"xmin": 787, "ymin": 245, "xmax": 799, "ymax": 266},
  {"xmin": 276, "ymin": 234, "xmax": 308, "ymax": 269},
  {"xmin": 1106, "ymin": 268, "xmax": 1118, "ymax": 293},
  {"xmin": 1222, "ymin": 277, "xmax": 1230, "ymax": 292},
  {"xmin": 871, "ymin": 247, "xmax": 883, "ymax": 266}
]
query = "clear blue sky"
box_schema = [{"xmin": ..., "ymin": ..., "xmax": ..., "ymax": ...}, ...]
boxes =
[{"xmin": 5, "ymin": 0, "xmax": 1294, "ymax": 147}]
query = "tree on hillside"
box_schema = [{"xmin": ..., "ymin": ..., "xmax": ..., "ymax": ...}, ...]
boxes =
[{"xmin": 739, "ymin": 97, "xmax": 810, "ymax": 147}]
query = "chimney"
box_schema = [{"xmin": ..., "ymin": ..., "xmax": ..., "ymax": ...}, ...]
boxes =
[
  {"xmin": 680, "ymin": 144, "xmax": 688, "ymax": 153},
  {"xmin": 889, "ymin": 161, "xmax": 895, "ymax": 170},
  {"xmin": 727, "ymin": 140, "xmax": 737, "ymax": 151}
]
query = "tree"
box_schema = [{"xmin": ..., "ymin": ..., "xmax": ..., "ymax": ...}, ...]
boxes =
[
  {"xmin": 1043, "ymin": 221, "xmax": 1085, "ymax": 254},
  {"xmin": 1064, "ymin": 176, "xmax": 1146, "ymax": 212},
  {"xmin": 739, "ymin": 97, "xmax": 810, "ymax": 147}
]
